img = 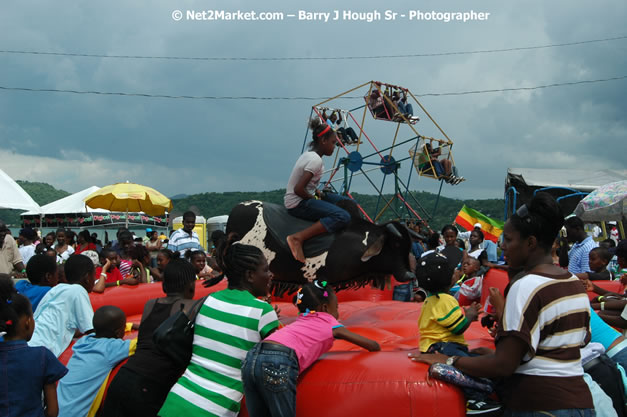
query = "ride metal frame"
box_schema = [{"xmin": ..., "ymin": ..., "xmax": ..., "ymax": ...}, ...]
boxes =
[{"xmin": 301, "ymin": 81, "xmax": 460, "ymax": 228}]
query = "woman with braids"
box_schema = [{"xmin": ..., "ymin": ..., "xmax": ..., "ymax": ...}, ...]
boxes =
[
  {"xmin": 102, "ymin": 258, "xmax": 198, "ymax": 417},
  {"xmin": 0, "ymin": 274, "xmax": 68, "ymax": 417},
  {"xmin": 159, "ymin": 233, "xmax": 280, "ymax": 417},
  {"xmin": 241, "ymin": 279, "xmax": 380, "ymax": 417},
  {"xmin": 410, "ymin": 193, "xmax": 594, "ymax": 416},
  {"xmin": 285, "ymin": 118, "xmax": 351, "ymax": 263}
]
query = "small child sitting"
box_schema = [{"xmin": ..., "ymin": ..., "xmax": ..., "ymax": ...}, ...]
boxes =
[
  {"xmin": 576, "ymin": 247, "xmax": 614, "ymax": 281},
  {"xmin": 415, "ymin": 252, "xmax": 501, "ymax": 415},
  {"xmin": 241, "ymin": 279, "xmax": 380, "ymax": 417},
  {"xmin": 456, "ymin": 257, "xmax": 484, "ymax": 306},
  {"xmin": 57, "ymin": 305, "xmax": 137, "ymax": 417},
  {"xmin": 29, "ymin": 254, "xmax": 96, "ymax": 357},
  {"xmin": 0, "ymin": 274, "xmax": 68, "ymax": 417},
  {"xmin": 15, "ymin": 254, "xmax": 59, "ymax": 311}
]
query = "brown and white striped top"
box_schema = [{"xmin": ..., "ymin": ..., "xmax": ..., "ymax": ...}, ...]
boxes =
[{"xmin": 496, "ymin": 271, "xmax": 593, "ymax": 411}]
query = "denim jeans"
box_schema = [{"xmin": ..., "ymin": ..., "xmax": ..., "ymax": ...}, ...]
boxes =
[
  {"xmin": 287, "ymin": 193, "xmax": 351, "ymax": 233},
  {"xmin": 241, "ymin": 342, "xmax": 300, "ymax": 417},
  {"xmin": 503, "ymin": 409, "xmax": 595, "ymax": 417},
  {"xmin": 393, "ymin": 282, "xmax": 414, "ymax": 301},
  {"xmin": 397, "ymin": 101, "xmax": 414, "ymax": 116}
]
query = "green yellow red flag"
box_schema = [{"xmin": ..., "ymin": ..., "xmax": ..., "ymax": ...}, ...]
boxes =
[{"xmin": 455, "ymin": 205, "xmax": 504, "ymax": 242}]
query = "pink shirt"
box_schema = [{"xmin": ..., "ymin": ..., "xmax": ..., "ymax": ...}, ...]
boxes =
[{"xmin": 265, "ymin": 312, "xmax": 342, "ymax": 373}]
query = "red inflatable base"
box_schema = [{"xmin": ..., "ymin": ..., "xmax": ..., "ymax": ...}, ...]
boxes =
[{"xmin": 59, "ymin": 279, "xmax": 500, "ymax": 417}]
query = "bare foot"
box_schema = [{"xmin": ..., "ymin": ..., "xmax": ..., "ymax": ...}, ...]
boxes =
[{"xmin": 286, "ymin": 235, "xmax": 305, "ymax": 263}]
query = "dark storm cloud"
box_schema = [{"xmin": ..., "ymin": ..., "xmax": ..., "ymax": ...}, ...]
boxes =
[{"xmin": 1, "ymin": 0, "xmax": 625, "ymax": 200}]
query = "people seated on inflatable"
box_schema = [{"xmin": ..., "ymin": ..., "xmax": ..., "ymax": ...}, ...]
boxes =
[
  {"xmin": 457, "ymin": 257, "xmax": 484, "ymax": 306},
  {"xmin": 0, "ymin": 275, "xmax": 68, "ymax": 417},
  {"xmin": 185, "ymin": 250, "xmax": 214, "ymax": 280},
  {"xmin": 576, "ymin": 247, "xmax": 614, "ymax": 281},
  {"xmin": 57, "ymin": 306, "xmax": 138, "ymax": 417},
  {"xmin": 285, "ymin": 118, "xmax": 352, "ymax": 263},
  {"xmin": 241, "ymin": 279, "xmax": 380, "ymax": 417},
  {"xmin": 29, "ymin": 254, "xmax": 96, "ymax": 357},
  {"xmin": 417, "ymin": 140, "xmax": 464, "ymax": 184},
  {"xmin": 128, "ymin": 245, "xmax": 152, "ymax": 283},
  {"xmin": 322, "ymin": 109, "xmax": 359, "ymax": 145},
  {"xmin": 102, "ymin": 259, "xmax": 198, "ymax": 417},
  {"xmin": 158, "ymin": 235, "xmax": 279, "ymax": 417},
  {"xmin": 414, "ymin": 252, "xmax": 501, "ymax": 415},
  {"xmin": 149, "ymin": 248, "xmax": 176, "ymax": 282},
  {"xmin": 94, "ymin": 248, "xmax": 139, "ymax": 290},
  {"xmin": 438, "ymin": 225, "xmax": 464, "ymax": 272},
  {"xmin": 15, "ymin": 254, "xmax": 58, "ymax": 312},
  {"xmin": 411, "ymin": 193, "xmax": 595, "ymax": 416}
]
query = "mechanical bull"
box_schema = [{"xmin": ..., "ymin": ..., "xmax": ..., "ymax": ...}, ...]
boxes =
[{"xmin": 224, "ymin": 200, "xmax": 416, "ymax": 295}]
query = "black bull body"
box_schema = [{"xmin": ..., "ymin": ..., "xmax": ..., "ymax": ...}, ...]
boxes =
[{"xmin": 225, "ymin": 201, "xmax": 416, "ymax": 295}]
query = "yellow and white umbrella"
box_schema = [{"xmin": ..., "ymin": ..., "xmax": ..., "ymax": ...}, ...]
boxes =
[{"xmin": 84, "ymin": 181, "xmax": 173, "ymax": 226}]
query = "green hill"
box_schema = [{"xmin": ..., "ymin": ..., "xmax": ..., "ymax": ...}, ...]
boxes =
[
  {"xmin": 0, "ymin": 181, "xmax": 71, "ymax": 226},
  {"xmin": 1, "ymin": 181, "xmax": 505, "ymax": 232},
  {"xmin": 171, "ymin": 189, "xmax": 504, "ymax": 232}
]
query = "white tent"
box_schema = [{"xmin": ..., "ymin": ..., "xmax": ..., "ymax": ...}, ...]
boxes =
[
  {"xmin": 21, "ymin": 186, "xmax": 107, "ymax": 215},
  {"xmin": 0, "ymin": 168, "xmax": 40, "ymax": 211}
]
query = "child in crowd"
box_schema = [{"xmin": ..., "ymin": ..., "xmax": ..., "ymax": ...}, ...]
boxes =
[
  {"xmin": 116, "ymin": 231, "xmax": 135, "ymax": 277},
  {"xmin": 102, "ymin": 259, "xmax": 198, "ymax": 417},
  {"xmin": 285, "ymin": 117, "xmax": 351, "ymax": 263},
  {"xmin": 456, "ymin": 257, "xmax": 484, "ymax": 305},
  {"xmin": 576, "ymin": 247, "xmax": 614, "ymax": 281},
  {"xmin": 158, "ymin": 233, "xmax": 280, "ymax": 417},
  {"xmin": 57, "ymin": 306, "xmax": 137, "ymax": 417},
  {"xmin": 416, "ymin": 252, "xmax": 500, "ymax": 414},
  {"xmin": 128, "ymin": 245, "xmax": 150, "ymax": 283},
  {"xmin": 149, "ymin": 248, "xmax": 176, "ymax": 282},
  {"xmin": 54, "ymin": 228, "xmax": 75, "ymax": 262},
  {"xmin": 16, "ymin": 254, "xmax": 58, "ymax": 311},
  {"xmin": 95, "ymin": 248, "xmax": 138, "ymax": 289},
  {"xmin": 241, "ymin": 279, "xmax": 380, "ymax": 417},
  {"xmin": 186, "ymin": 250, "xmax": 213, "ymax": 279},
  {"xmin": 0, "ymin": 274, "xmax": 68, "ymax": 417},
  {"xmin": 439, "ymin": 225, "xmax": 464, "ymax": 271},
  {"xmin": 29, "ymin": 254, "xmax": 95, "ymax": 357}
]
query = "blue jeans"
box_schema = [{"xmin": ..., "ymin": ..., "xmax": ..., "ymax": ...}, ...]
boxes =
[
  {"xmin": 241, "ymin": 342, "xmax": 300, "ymax": 417},
  {"xmin": 397, "ymin": 101, "xmax": 414, "ymax": 115},
  {"xmin": 287, "ymin": 193, "xmax": 351, "ymax": 233},
  {"xmin": 503, "ymin": 410, "xmax": 595, "ymax": 417}
]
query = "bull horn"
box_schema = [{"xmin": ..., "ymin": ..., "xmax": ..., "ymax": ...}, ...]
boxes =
[{"xmin": 386, "ymin": 223, "xmax": 402, "ymax": 239}]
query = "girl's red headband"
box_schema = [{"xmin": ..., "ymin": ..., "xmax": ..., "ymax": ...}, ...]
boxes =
[{"xmin": 317, "ymin": 125, "xmax": 331, "ymax": 138}]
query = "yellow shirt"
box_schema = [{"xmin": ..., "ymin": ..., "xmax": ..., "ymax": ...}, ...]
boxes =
[{"xmin": 418, "ymin": 293, "xmax": 468, "ymax": 352}]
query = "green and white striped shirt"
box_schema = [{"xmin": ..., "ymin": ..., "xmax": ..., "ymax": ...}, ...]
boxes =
[{"xmin": 158, "ymin": 289, "xmax": 279, "ymax": 417}]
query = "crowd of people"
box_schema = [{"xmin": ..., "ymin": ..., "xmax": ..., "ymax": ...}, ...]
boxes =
[{"xmin": 2, "ymin": 193, "xmax": 627, "ymax": 416}]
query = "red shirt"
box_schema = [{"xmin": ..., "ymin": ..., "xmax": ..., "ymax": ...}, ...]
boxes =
[
  {"xmin": 96, "ymin": 266, "xmax": 123, "ymax": 283},
  {"xmin": 75, "ymin": 243, "xmax": 97, "ymax": 254}
]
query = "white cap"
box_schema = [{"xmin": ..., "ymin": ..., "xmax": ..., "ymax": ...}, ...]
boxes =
[{"xmin": 474, "ymin": 223, "xmax": 482, "ymax": 229}]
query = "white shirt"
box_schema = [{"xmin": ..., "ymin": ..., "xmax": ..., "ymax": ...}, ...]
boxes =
[
  {"xmin": 284, "ymin": 151, "xmax": 323, "ymax": 209},
  {"xmin": 29, "ymin": 283, "xmax": 94, "ymax": 357},
  {"xmin": 19, "ymin": 243, "xmax": 36, "ymax": 265}
]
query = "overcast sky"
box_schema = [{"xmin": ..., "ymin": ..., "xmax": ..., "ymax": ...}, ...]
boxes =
[{"xmin": 1, "ymin": 0, "xmax": 626, "ymax": 202}]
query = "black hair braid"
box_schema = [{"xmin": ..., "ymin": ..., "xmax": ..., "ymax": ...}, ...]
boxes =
[
  {"xmin": 162, "ymin": 258, "xmax": 196, "ymax": 294},
  {"xmin": 216, "ymin": 233, "xmax": 264, "ymax": 287},
  {"xmin": 293, "ymin": 279, "xmax": 333, "ymax": 313},
  {"xmin": 0, "ymin": 274, "xmax": 32, "ymax": 338},
  {"xmin": 185, "ymin": 250, "xmax": 205, "ymax": 261},
  {"xmin": 510, "ymin": 192, "xmax": 564, "ymax": 250}
]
